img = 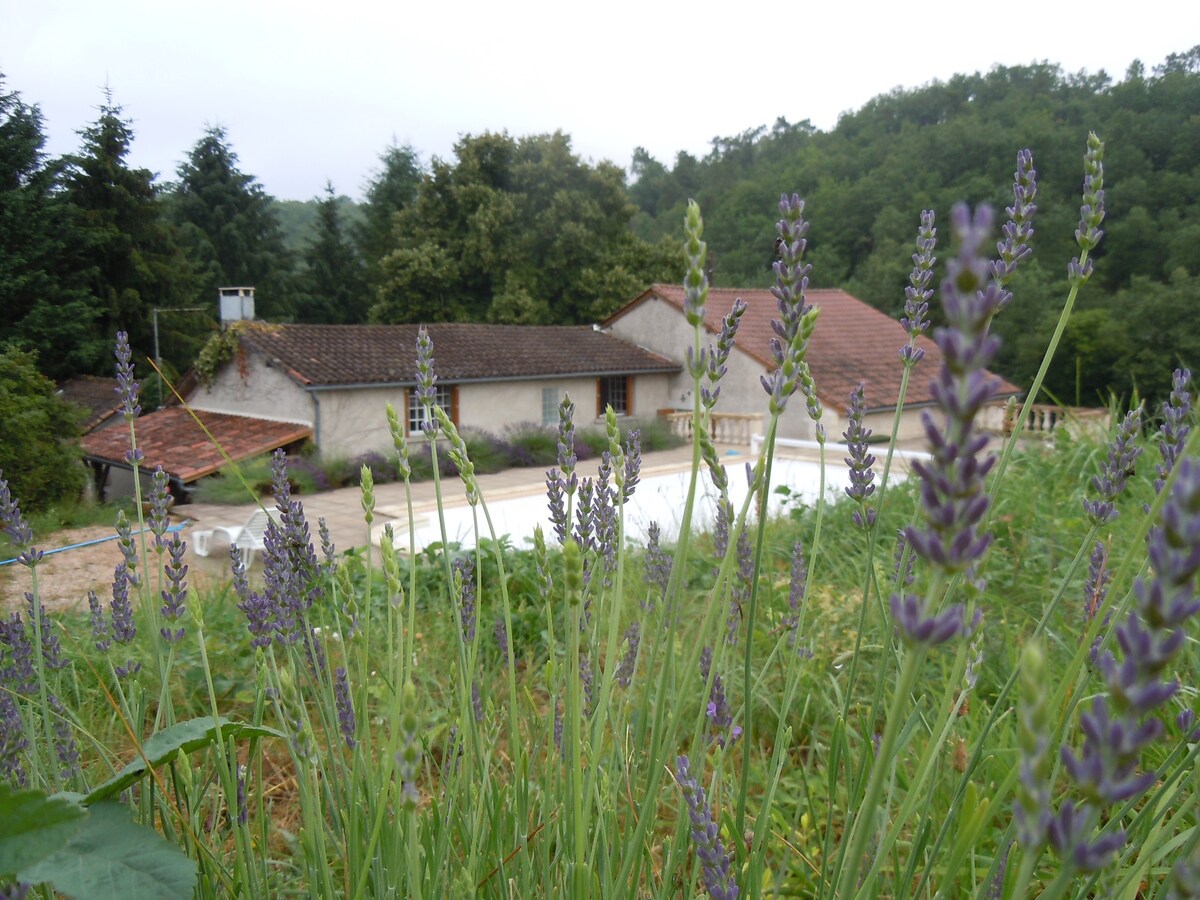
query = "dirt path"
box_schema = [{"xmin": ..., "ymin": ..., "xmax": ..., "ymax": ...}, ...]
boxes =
[{"xmin": 0, "ymin": 520, "xmax": 233, "ymax": 614}]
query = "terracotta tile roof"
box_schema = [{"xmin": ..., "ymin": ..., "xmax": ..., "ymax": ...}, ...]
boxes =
[
  {"xmin": 57, "ymin": 376, "xmax": 123, "ymax": 432},
  {"xmin": 609, "ymin": 284, "xmax": 1020, "ymax": 410},
  {"xmin": 233, "ymin": 322, "xmax": 679, "ymax": 387},
  {"xmin": 81, "ymin": 408, "xmax": 312, "ymax": 483}
]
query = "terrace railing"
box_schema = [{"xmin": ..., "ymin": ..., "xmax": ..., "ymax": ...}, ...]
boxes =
[
  {"xmin": 979, "ymin": 401, "xmax": 1111, "ymax": 439},
  {"xmin": 661, "ymin": 410, "xmax": 764, "ymax": 446}
]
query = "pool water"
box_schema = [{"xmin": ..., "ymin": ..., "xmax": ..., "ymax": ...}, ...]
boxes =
[{"xmin": 375, "ymin": 455, "xmax": 852, "ymax": 553}]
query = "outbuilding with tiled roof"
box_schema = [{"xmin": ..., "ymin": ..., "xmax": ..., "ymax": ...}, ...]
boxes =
[
  {"xmin": 81, "ymin": 408, "xmax": 313, "ymax": 501},
  {"xmin": 187, "ymin": 321, "xmax": 680, "ymax": 458}
]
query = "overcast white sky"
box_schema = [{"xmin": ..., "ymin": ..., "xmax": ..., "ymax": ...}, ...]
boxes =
[{"xmin": 2, "ymin": 0, "xmax": 1194, "ymax": 201}]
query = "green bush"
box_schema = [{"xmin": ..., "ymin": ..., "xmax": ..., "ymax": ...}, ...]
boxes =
[{"xmin": 0, "ymin": 347, "xmax": 86, "ymax": 512}]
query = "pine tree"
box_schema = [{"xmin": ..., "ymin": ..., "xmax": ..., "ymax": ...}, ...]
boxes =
[
  {"xmin": 295, "ymin": 182, "xmax": 368, "ymax": 323},
  {"xmin": 170, "ymin": 126, "xmax": 295, "ymax": 319},
  {"xmin": 58, "ymin": 94, "xmax": 204, "ymax": 380},
  {"xmin": 0, "ymin": 74, "xmax": 99, "ymax": 380}
]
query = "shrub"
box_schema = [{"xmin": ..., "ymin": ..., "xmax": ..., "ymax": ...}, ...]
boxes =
[
  {"xmin": 0, "ymin": 347, "xmax": 86, "ymax": 512},
  {"xmin": 504, "ymin": 422, "xmax": 560, "ymax": 467}
]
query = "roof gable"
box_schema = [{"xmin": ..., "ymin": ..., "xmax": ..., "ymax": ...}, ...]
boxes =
[
  {"xmin": 234, "ymin": 322, "xmax": 679, "ymax": 388},
  {"xmin": 607, "ymin": 284, "xmax": 1019, "ymax": 410}
]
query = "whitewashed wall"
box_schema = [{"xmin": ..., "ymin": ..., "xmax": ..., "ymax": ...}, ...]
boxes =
[{"xmin": 190, "ymin": 353, "xmax": 313, "ymax": 427}]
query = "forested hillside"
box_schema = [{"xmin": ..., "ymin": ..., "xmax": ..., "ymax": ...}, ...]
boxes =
[
  {"xmin": 628, "ymin": 51, "xmax": 1200, "ymax": 405},
  {"xmin": 2, "ymin": 48, "xmax": 1197, "ymax": 405}
]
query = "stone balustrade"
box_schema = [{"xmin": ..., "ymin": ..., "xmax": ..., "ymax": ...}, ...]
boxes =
[{"xmin": 661, "ymin": 410, "xmax": 764, "ymax": 446}]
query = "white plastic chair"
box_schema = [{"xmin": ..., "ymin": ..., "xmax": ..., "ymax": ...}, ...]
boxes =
[{"xmin": 192, "ymin": 507, "xmax": 281, "ymax": 567}]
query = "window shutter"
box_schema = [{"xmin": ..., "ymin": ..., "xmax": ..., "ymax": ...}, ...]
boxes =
[
  {"xmin": 626, "ymin": 375, "xmax": 633, "ymax": 416},
  {"xmin": 450, "ymin": 386, "xmax": 460, "ymax": 425},
  {"xmin": 597, "ymin": 378, "xmax": 603, "ymax": 418}
]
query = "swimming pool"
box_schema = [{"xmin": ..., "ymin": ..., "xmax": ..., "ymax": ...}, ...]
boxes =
[{"xmin": 373, "ymin": 454, "xmax": 854, "ymax": 552}]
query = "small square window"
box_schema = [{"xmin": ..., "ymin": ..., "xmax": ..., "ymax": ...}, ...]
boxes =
[
  {"xmin": 408, "ymin": 385, "xmax": 455, "ymax": 433},
  {"xmin": 542, "ymin": 387, "xmax": 560, "ymax": 426},
  {"xmin": 598, "ymin": 376, "xmax": 630, "ymax": 417}
]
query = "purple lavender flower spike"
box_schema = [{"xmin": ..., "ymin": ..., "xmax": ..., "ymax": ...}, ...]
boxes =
[
  {"xmin": 0, "ymin": 613, "xmax": 35, "ymax": 696},
  {"xmin": 623, "ymin": 429, "xmax": 642, "ymax": 501},
  {"xmin": 147, "ymin": 466, "xmax": 171, "ymax": 545},
  {"xmin": 675, "ymin": 755, "xmax": 739, "ymax": 900},
  {"xmin": 703, "ymin": 299, "xmax": 748, "ymax": 410},
  {"xmin": 258, "ymin": 451, "xmax": 322, "ymax": 648},
  {"xmin": 1075, "ymin": 134, "xmax": 1105, "ymax": 253},
  {"xmin": 110, "ymin": 563, "xmax": 137, "ymax": 645},
  {"xmin": 843, "ymin": 382, "xmax": 877, "ymax": 529},
  {"xmin": 578, "ymin": 654, "xmax": 594, "ymax": 719},
  {"xmin": 783, "ymin": 542, "xmax": 812, "ymax": 657},
  {"xmin": 1053, "ymin": 457, "xmax": 1200, "ymax": 867},
  {"xmin": 1155, "ymin": 368, "xmax": 1192, "ymax": 497},
  {"xmin": 114, "ymin": 331, "xmax": 141, "ymax": 420},
  {"xmin": 414, "ymin": 326, "xmax": 439, "ymax": 436},
  {"xmin": 992, "ymin": 149, "xmax": 1038, "ymax": 312},
  {"xmin": 615, "ymin": 622, "xmax": 639, "ymax": 688},
  {"xmin": 233, "ymin": 546, "xmax": 273, "ymax": 650},
  {"xmin": 0, "ymin": 475, "xmax": 40, "ymax": 568},
  {"xmin": 1084, "ymin": 540, "xmax": 1112, "ymax": 667},
  {"xmin": 318, "ymin": 517, "xmax": 337, "ymax": 571},
  {"xmin": 890, "ymin": 593, "xmax": 979, "ymax": 647},
  {"xmin": 573, "ymin": 477, "xmax": 595, "ymax": 555},
  {"xmin": 699, "ymin": 646, "xmax": 742, "ymax": 748},
  {"xmin": 1047, "ymin": 800, "xmax": 1126, "ymax": 872},
  {"xmin": 114, "ymin": 511, "xmax": 139, "ymax": 583},
  {"xmin": 900, "ymin": 210, "xmax": 936, "ymax": 364},
  {"xmin": 643, "ymin": 521, "xmax": 671, "ymax": 599},
  {"xmin": 0, "ymin": 691, "xmax": 29, "ymax": 786},
  {"xmin": 1084, "ymin": 407, "xmax": 1143, "ymax": 525},
  {"xmin": 48, "ymin": 693, "xmax": 79, "ymax": 777},
  {"xmin": 158, "ymin": 533, "xmax": 188, "ymax": 643},
  {"xmin": 110, "ymin": 562, "xmax": 140, "ymax": 677},
  {"xmin": 25, "ymin": 594, "xmax": 66, "ymax": 671},
  {"xmin": 557, "ymin": 395, "xmax": 578, "ymax": 482},
  {"xmin": 453, "ymin": 557, "xmax": 476, "ymax": 643},
  {"xmin": 762, "ymin": 194, "xmax": 819, "ymax": 416},
  {"xmin": 1069, "ymin": 134, "xmax": 1105, "ymax": 287},
  {"xmin": 892, "ymin": 204, "xmax": 1001, "ymax": 646},
  {"xmin": 471, "ymin": 680, "xmax": 484, "ymax": 723},
  {"xmin": 494, "ymin": 617, "xmax": 510, "ymax": 668},
  {"xmin": 892, "ymin": 531, "xmax": 916, "ymax": 588},
  {"xmin": 334, "ymin": 666, "xmax": 356, "ymax": 749},
  {"xmin": 87, "ymin": 591, "xmax": 111, "ymax": 653},
  {"xmin": 546, "ymin": 470, "xmax": 568, "ymax": 545},
  {"xmin": 594, "ymin": 454, "xmax": 617, "ymax": 584}
]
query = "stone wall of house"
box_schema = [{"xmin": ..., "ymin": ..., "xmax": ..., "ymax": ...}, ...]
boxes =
[
  {"xmin": 456, "ymin": 373, "xmax": 673, "ymax": 434},
  {"xmin": 605, "ymin": 298, "xmax": 802, "ymax": 440},
  {"xmin": 309, "ymin": 385, "xmax": 403, "ymax": 458},
  {"xmin": 190, "ymin": 352, "xmax": 314, "ymax": 428}
]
